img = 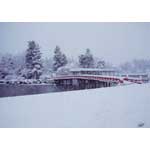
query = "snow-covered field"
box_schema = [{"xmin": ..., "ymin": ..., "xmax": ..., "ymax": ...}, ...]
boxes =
[{"xmin": 0, "ymin": 83, "xmax": 150, "ymax": 128}]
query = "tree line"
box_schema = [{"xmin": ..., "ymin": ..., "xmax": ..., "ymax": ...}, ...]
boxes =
[
  {"xmin": 0, "ymin": 41, "xmax": 107, "ymax": 80},
  {"xmin": 0, "ymin": 41, "xmax": 150, "ymax": 80}
]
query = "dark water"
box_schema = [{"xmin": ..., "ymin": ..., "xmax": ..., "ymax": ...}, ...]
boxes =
[
  {"xmin": 0, "ymin": 84, "xmax": 59, "ymax": 97},
  {"xmin": 0, "ymin": 80, "xmax": 111, "ymax": 98}
]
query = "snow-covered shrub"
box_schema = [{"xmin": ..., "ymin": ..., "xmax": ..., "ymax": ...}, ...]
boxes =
[{"xmin": 56, "ymin": 66, "xmax": 70, "ymax": 76}]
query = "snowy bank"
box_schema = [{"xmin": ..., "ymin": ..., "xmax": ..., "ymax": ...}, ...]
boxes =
[{"xmin": 0, "ymin": 83, "xmax": 150, "ymax": 128}]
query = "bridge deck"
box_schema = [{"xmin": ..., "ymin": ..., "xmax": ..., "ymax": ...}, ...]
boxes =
[{"xmin": 52, "ymin": 75, "xmax": 124, "ymax": 83}]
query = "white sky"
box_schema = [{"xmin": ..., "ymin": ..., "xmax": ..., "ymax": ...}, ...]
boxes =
[{"xmin": 0, "ymin": 22, "xmax": 150, "ymax": 65}]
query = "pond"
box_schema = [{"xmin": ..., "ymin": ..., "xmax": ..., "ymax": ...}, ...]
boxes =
[{"xmin": 0, "ymin": 84, "xmax": 59, "ymax": 98}]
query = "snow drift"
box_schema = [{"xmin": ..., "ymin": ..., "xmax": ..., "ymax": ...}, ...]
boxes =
[{"xmin": 0, "ymin": 83, "xmax": 150, "ymax": 128}]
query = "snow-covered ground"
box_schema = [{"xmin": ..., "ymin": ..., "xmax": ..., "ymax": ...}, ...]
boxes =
[{"xmin": 0, "ymin": 83, "xmax": 150, "ymax": 128}]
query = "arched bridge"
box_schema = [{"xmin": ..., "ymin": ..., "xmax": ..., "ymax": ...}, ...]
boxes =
[{"xmin": 52, "ymin": 75, "xmax": 124, "ymax": 90}]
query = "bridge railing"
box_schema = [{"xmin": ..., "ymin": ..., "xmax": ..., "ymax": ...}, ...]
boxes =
[{"xmin": 53, "ymin": 74, "xmax": 124, "ymax": 84}]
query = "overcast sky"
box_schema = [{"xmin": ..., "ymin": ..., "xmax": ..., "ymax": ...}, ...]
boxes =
[{"xmin": 0, "ymin": 22, "xmax": 150, "ymax": 65}]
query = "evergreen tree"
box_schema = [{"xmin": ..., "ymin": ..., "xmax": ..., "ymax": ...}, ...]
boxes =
[
  {"xmin": 79, "ymin": 49, "xmax": 94, "ymax": 68},
  {"xmin": 53, "ymin": 46, "xmax": 68, "ymax": 71},
  {"xmin": 25, "ymin": 41, "xmax": 43, "ymax": 79}
]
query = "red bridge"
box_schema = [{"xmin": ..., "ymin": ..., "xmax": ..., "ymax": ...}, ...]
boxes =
[
  {"xmin": 50, "ymin": 67, "xmax": 148, "ymax": 90},
  {"xmin": 52, "ymin": 75, "xmax": 124, "ymax": 90}
]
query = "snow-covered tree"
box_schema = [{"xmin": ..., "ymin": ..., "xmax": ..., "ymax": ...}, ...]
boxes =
[
  {"xmin": 24, "ymin": 41, "xmax": 43, "ymax": 79},
  {"xmin": 132, "ymin": 59, "xmax": 150, "ymax": 73},
  {"xmin": 0, "ymin": 55, "xmax": 15, "ymax": 79},
  {"xmin": 14, "ymin": 53, "xmax": 25, "ymax": 77},
  {"xmin": 79, "ymin": 49, "xmax": 94, "ymax": 68},
  {"xmin": 0, "ymin": 56, "xmax": 15, "ymax": 79},
  {"xmin": 53, "ymin": 46, "xmax": 68, "ymax": 71},
  {"xmin": 0, "ymin": 53, "xmax": 27, "ymax": 80},
  {"xmin": 41, "ymin": 57, "xmax": 53, "ymax": 78},
  {"xmin": 119, "ymin": 59, "xmax": 150, "ymax": 73},
  {"xmin": 0, "ymin": 57, "xmax": 10, "ymax": 79},
  {"xmin": 96, "ymin": 60, "xmax": 105, "ymax": 69}
]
